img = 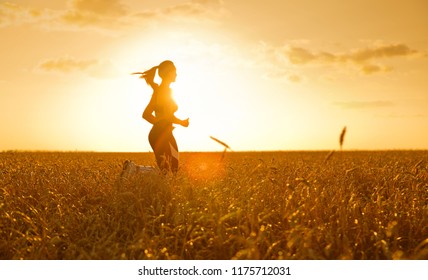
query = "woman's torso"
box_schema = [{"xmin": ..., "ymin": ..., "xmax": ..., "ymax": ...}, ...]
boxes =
[{"xmin": 153, "ymin": 85, "xmax": 178, "ymax": 124}]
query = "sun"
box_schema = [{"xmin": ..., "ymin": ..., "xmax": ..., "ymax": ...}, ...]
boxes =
[
  {"xmin": 170, "ymin": 57, "xmax": 264, "ymax": 151},
  {"xmin": 170, "ymin": 62, "xmax": 232, "ymax": 151}
]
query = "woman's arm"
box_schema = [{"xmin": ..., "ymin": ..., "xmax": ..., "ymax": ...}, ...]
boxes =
[
  {"xmin": 171, "ymin": 116, "xmax": 189, "ymax": 127},
  {"xmin": 142, "ymin": 95, "xmax": 157, "ymax": 124}
]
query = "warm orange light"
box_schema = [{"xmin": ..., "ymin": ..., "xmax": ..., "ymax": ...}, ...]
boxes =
[{"xmin": 181, "ymin": 153, "xmax": 227, "ymax": 182}]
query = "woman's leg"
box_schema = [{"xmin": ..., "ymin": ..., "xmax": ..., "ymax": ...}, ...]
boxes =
[
  {"xmin": 149, "ymin": 124, "xmax": 179, "ymax": 173},
  {"xmin": 167, "ymin": 134, "xmax": 179, "ymax": 173}
]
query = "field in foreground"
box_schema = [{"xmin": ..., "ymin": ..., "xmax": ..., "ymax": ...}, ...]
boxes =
[{"xmin": 0, "ymin": 151, "xmax": 427, "ymax": 260}]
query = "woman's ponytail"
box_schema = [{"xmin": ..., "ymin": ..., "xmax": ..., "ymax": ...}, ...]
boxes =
[
  {"xmin": 141, "ymin": 66, "xmax": 158, "ymax": 89},
  {"xmin": 140, "ymin": 60, "xmax": 174, "ymax": 90}
]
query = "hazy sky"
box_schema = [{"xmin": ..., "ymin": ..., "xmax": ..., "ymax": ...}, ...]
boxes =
[{"xmin": 1, "ymin": 0, "xmax": 427, "ymax": 151}]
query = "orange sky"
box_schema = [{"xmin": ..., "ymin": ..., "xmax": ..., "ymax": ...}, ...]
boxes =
[{"xmin": 1, "ymin": 0, "xmax": 428, "ymax": 152}]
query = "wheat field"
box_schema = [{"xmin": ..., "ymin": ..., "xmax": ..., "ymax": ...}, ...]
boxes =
[{"xmin": 0, "ymin": 151, "xmax": 427, "ymax": 260}]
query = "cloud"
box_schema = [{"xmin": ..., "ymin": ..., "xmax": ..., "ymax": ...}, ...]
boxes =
[
  {"xmin": 39, "ymin": 57, "xmax": 98, "ymax": 72},
  {"xmin": 38, "ymin": 56, "xmax": 119, "ymax": 79},
  {"xmin": 252, "ymin": 40, "xmax": 424, "ymax": 84},
  {"xmin": 286, "ymin": 47, "xmax": 316, "ymax": 64},
  {"xmin": 345, "ymin": 44, "xmax": 417, "ymax": 63},
  {"xmin": 250, "ymin": 41, "xmax": 303, "ymax": 83},
  {"xmin": 164, "ymin": 0, "xmax": 224, "ymax": 17},
  {"xmin": 286, "ymin": 44, "xmax": 418, "ymax": 65},
  {"xmin": 360, "ymin": 64, "xmax": 393, "ymax": 75},
  {"xmin": 131, "ymin": 0, "xmax": 225, "ymax": 27},
  {"xmin": 70, "ymin": 0, "xmax": 127, "ymax": 16},
  {"xmin": 1, "ymin": 0, "xmax": 226, "ymax": 31},
  {"xmin": 333, "ymin": 100, "xmax": 395, "ymax": 109},
  {"xmin": 61, "ymin": 0, "xmax": 129, "ymax": 28},
  {"xmin": 1, "ymin": 1, "xmax": 128, "ymax": 29},
  {"xmin": 284, "ymin": 43, "xmax": 419, "ymax": 75},
  {"xmin": 262, "ymin": 69, "xmax": 302, "ymax": 83},
  {"xmin": 0, "ymin": 2, "xmax": 44, "ymax": 27},
  {"xmin": 0, "ymin": 3, "xmax": 14, "ymax": 26}
]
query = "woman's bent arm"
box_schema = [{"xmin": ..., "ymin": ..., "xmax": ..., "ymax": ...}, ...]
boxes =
[
  {"xmin": 143, "ymin": 97, "xmax": 157, "ymax": 124},
  {"xmin": 172, "ymin": 116, "xmax": 189, "ymax": 127}
]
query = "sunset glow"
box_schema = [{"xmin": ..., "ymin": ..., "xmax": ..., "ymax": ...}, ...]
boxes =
[{"xmin": 1, "ymin": 0, "xmax": 428, "ymax": 151}]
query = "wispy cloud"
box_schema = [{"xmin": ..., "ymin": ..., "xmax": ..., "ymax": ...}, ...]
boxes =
[
  {"xmin": 39, "ymin": 57, "xmax": 98, "ymax": 72},
  {"xmin": 360, "ymin": 64, "xmax": 392, "ymax": 75},
  {"xmin": 0, "ymin": 2, "xmax": 43, "ymax": 27},
  {"xmin": 38, "ymin": 56, "xmax": 119, "ymax": 79},
  {"xmin": 251, "ymin": 41, "xmax": 302, "ymax": 83},
  {"xmin": 69, "ymin": 0, "xmax": 127, "ymax": 16},
  {"xmin": 164, "ymin": 0, "xmax": 224, "ymax": 17},
  {"xmin": 285, "ymin": 43, "xmax": 419, "ymax": 75},
  {"xmin": 60, "ymin": 0, "xmax": 129, "ymax": 29},
  {"xmin": 130, "ymin": 0, "xmax": 226, "ymax": 28},
  {"xmin": 0, "ymin": 0, "xmax": 226, "ymax": 31},
  {"xmin": 333, "ymin": 100, "xmax": 395, "ymax": 109},
  {"xmin": 262, "ymin": 69, "xmax": 302, "ymax": 83},
  {"xmin": 252, "ymin": 40, "xmax": 423, "ymax": 82},
  {"xmin": 287, "ymin": 44, "xmax": 417, "ymax": 65}
]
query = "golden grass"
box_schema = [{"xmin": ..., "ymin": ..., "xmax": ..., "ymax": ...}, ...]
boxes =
[{"xmin": 0, "ymin": 151, "xmax": 427, "ymax": 259}]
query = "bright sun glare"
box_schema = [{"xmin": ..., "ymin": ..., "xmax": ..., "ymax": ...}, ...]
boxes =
[{"xmin": 169, "ymin": 61, "xmax": 238, "ymax": 151}]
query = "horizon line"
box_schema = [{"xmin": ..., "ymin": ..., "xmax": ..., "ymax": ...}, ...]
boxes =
[{"xmin": 2, "ymin": 148, "xmax": 427, "ymax": 153}]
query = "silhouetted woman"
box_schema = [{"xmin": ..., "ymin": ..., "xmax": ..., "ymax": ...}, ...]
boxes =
[{"xmin": 139, "ymin": 60, "xmax": 189, "ymax": 173}]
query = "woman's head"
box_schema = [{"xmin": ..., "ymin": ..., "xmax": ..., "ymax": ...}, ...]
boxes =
[
  {"xmin": 141, "ymin": 60, "xmax": 176, "ymax": 88},
  {"xmin": 158, "ymin": 60, "xmax": 176, "ymax": 83}
]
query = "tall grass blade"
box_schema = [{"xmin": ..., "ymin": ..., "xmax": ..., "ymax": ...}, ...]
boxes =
[
  {"xmin": 210, "ymin": 136, "xmax": 231, "ymax": 150},
  {"xmin": 339, "ymin": 126, "xmax": 347, "ymax": 151}
]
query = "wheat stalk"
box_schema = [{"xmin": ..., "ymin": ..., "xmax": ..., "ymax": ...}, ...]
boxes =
[
  {"xmin": 339, "ymin": 126, "xmax": 347, "ymax": 151},
  {"xmin": 210, "ymin": 136, "xmax": 231, "ymax": 161},
  {"xmin": 210, "ymin": 136, "xmax": 231, "ymax": 150}
]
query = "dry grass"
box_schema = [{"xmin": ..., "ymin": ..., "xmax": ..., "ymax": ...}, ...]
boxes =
[{"xmin": 0, "ymin": 151, "xmax": 427, "ymax": 259}]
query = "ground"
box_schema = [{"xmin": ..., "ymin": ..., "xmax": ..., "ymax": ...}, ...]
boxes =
[{"xmin": 0, "ymin": 151, "xmax": 427, "ymax": 259}]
